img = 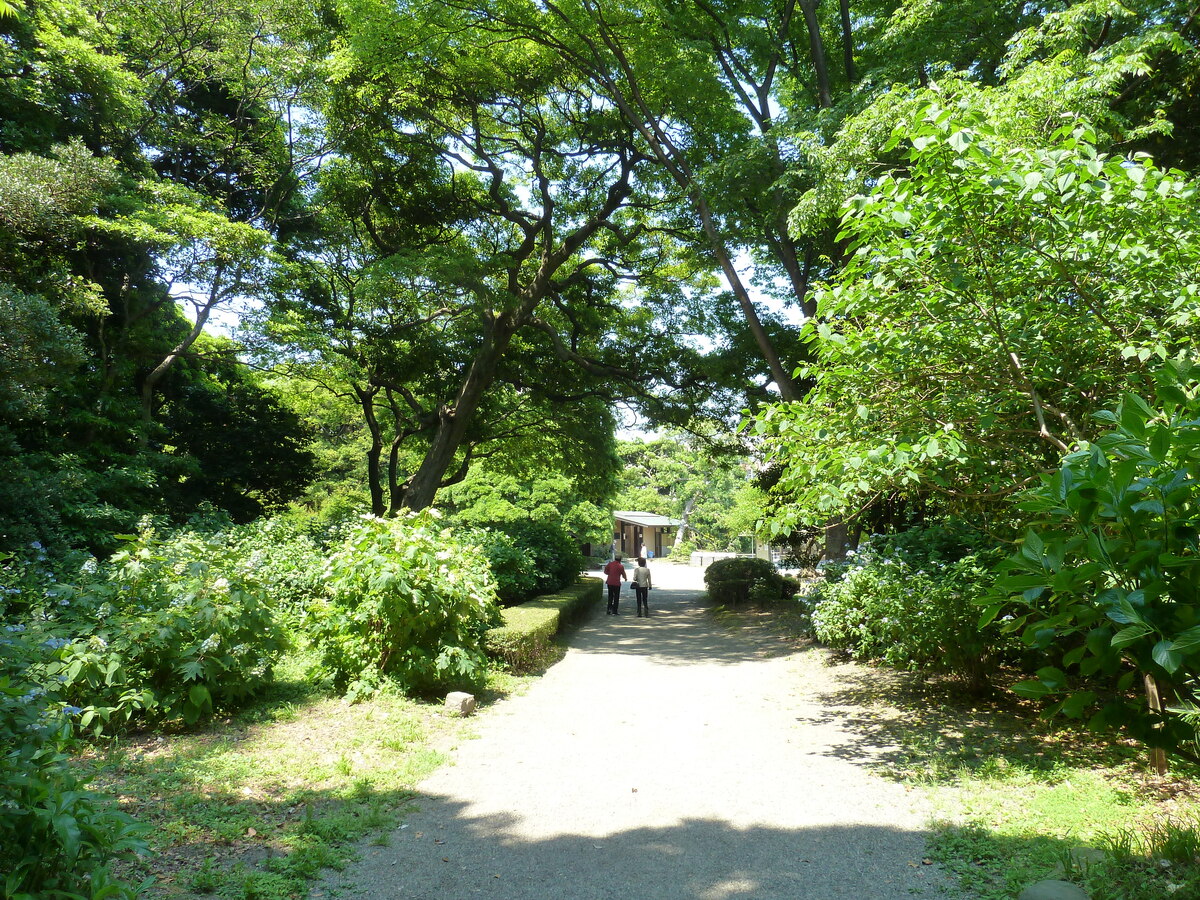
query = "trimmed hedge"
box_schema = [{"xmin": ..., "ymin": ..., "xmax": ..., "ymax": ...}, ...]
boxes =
[
  {"xmin": 485, "ymin": 580, "xmax": 601, "ymax": 672},
  {"xmin": 704, "ymin": 556, "xmax": 783, "ymax": 604}
]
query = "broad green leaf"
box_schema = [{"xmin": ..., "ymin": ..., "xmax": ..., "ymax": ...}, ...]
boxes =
[
  {"xmin": 1012, "ymin": 679, "xmax": 1055, "ymax": 698},
  {"xmin": 1110, "ymin": 623, "xmax": 1152, "ymax": 648},
  {"xmin": 1035, "ymin": 666, "xmax": 1066, "ymax": 688},
  {"xmin": 1170, "ymin": 624, "xmax": 1200, "ymax": 651},
  {"xmin": 1106, "ymin": 599, "xmax": 1143, "ymax": 625},
  {"xmin": 1060, "ymin": 691, "xmax": 1096, "ymax": 718},
  {"xmin": 1152, "ymin": 639, "xmax": 1182, "ymax": 673}
]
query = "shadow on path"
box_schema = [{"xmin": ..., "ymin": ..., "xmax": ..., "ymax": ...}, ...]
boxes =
[
  {"xmin": 318, "ymin": 796, "xmax": 942, "ymax": 900},
  {"xmin": 570, "ymin": 578, "xmax": 795, "ymax": 667}
]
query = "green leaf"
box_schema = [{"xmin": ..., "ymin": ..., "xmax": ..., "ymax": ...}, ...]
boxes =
[
  {"xmin": 1148, "ymin": 426, "xmax": 1172, "ymax": 462},
  {"xmin": 1106, "ymin": 596, "xmax": 1144, "ymax": 625},
  {"xmin": 948, "ymin": 130, "xmax": 973, "ymax": 152},
  {"xmin": 978, "ymin": 604, "xmax": 1003, "ymax": 627},
  {"xmin": 1152, "ymin": 639, "xmax": 1183, "ymax": 673},
  {"xmin": 1012, "ymin": 679, "xmax": 1055, "ymax": 698},
  {"xmin": 1131, "ymin": 498, "xmax": 1165, "ymax": 516},
  {"xmin": 1060, "ymin": 691, "xmax": 1096, "ymax": 718},
  {"xmin": 1035, "ymin": 666, "xmax": 1066, "ymax": 689},
  {"xmin": 1110, "ymin": 623, "xmax": 1152, "ymax": 648},
  {"xmin": 1170, "ymin": 624, "xmax": 1200, "ymax": 652},
  {"xmin": 178, "ymin": 659, "xmax": 204, "ymax": 681},
  {"xmin": 1021, "ymin": 529, "xmax": 1045, "ymax": 562}
]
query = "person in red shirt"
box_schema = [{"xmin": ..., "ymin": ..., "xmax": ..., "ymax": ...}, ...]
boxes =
[{"xmin": 603, "ymin": 555, "xmax": 628, "ymax": 615}]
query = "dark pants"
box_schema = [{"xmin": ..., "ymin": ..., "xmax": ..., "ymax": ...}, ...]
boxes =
[
  {"xmin": 607, "ymin": 583, "xmax": 622, "ymax": 614},
  {"xmin": 635, "ymin": 585, "xmax": 649, "ymax": 616}
]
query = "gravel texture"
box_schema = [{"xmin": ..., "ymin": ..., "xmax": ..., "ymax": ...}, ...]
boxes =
[{"xmin": 313, "ymin": 562, "xmax": 950, "ymax": 899}]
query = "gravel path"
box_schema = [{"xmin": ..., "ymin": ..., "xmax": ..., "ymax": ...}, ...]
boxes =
[{"xmin": 313, "ymin": 562, "xmax": 950, "ymax": 900}]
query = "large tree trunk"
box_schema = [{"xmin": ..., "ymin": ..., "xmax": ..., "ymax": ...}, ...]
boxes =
[
  {"xmin": 398, "ymin": 314, "xmax": 517, "ymax": 511},
  {"xmin": 839, "ymin": 0, "xmax": 857, "ymax": 83},
  {"xmin": 354, "ymin": 384, "xmax": 387, "ymax": 516},
  {"xmin": 694, "ymin": 191, "xmax": 802, "ymax": 400},
  {"xmin": 823, "ymin": 518, "xmax": 848, "ymax": 561},
  {"xmin": 556, "ymin": 6, "xmax": 801, "ymax": 400},
  {"xmin": 798, "ymin": 0, "xmax": 833, "ymax": 108},
  {"xmin": 139, "ymin": 293, "xmax": 219, "ymax": 440},
  {"xmin": 673, "ymin": 493, "xmax": 698, "ymax": 551}
]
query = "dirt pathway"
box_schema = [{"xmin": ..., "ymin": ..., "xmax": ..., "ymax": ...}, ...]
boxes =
[{"xmin": 313, "ymin": 562, "xmax": 949, "ymax": 899}]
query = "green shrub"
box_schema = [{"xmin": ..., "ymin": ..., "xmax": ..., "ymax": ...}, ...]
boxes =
[
  {"xmin": 502, "ymin": 521, "xmax": 584, "ymax": 594},
  {"xmin": 225, "ymin": 518, "xmax": 326, "ymax": 621},
  {"xmin": 470, "ymin": 529, "xmax": 538, "ymax": 607},
  {"xmin": 468, "ymin": 521, "xmax": 584, "ymax": 607},
  {"xmin": 813, "ymin": 537, "xmax": 1012, "ymax": 691},
  {"xmin": 41, "ymin": 527, "xmax": 289, "ymax": 732},
  {"xmin": 0, "ymin": 626, "xmax": 149, "ymax": 899},
  {"xmin": 309, "ymin": 513, "xmax": 501, "ymax": 697},
  {"xmin": 485, "ymin": 581, "xmax": 601, "ymax": 672},
  {"xmin": 703, "ymin": 557, "xmax": 782, "ymax": 604},
  {"xmin": 995, "ymin": 366, "xmax": 1200, "ymax": 755},
  {"xmin": 668, "ymin": 537, "xmax": 696, "ymax": 559}
]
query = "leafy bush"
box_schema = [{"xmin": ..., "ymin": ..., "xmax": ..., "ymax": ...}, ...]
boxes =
[
  {"xmin": 0, "ymin": 626, "xmax": 149, "ymax": 899},
  {"xmin": 995, "ymin": 365, "xmax": 1200, "ymax": 756},
  {"xmin": 502, "ymin": 521, "xmax": 583, "ymax": 594},
  {"xmin": 703, "ymin": 557, "xmax": 782, "ymax": 604},
  {"xmin": 668, "ymin": 536, "xmax": 697, "ymax": 559},
  {"xmin": 471, "ymin": 529, "xmax": 538, "ymax": 607},
  {"xmin": 40, "ymin": 528, "xmax": 289, "ymax": 732},
  {"xmin": 309, "ymin": 513, "xmax": 501, "ymax": 698},
  {"xmin": 224, "ymin": 518, "xmax": 326, "ymax": 621},
  {"xmin": 469, "ymin": 521, "xmax": 583, "ymax": 607},
  {"xmin": 813, "ymin": 534, "xmax": 1012, "ymax": 691}
]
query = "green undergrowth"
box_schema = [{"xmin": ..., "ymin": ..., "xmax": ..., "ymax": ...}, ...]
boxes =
[
  {"xmin": 80, "ymin": 650, "xmax": 537, "ymax": 900},
  {"xmin": 872, "ymin": 680, "xmax": 1200, "ymax": 899},
  {"xmin": 713, "ymin": 602, "xmax": 1200, "ymax": 900}
]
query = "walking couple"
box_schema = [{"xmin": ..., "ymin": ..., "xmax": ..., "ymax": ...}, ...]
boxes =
[{"xmin": 603, "ymin": 555, "xmax": 652, "ymax": 617}]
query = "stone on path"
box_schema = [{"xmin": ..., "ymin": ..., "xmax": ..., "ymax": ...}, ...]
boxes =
[
  {"xmin": 1018, "ymin": 879, "xmax": 1091, "ymax": 900},
  {"xmin": 444, "ymin": 691, "xmax": 476, "ymax": 716}
]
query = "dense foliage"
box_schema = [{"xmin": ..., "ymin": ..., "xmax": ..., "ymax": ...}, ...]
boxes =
[
  {"xmin": 308, "ymin": 514, "xmax": 501, "ymax": 699},
  {"xmin": 2, "ymin": 529, "xmax": 288, "ymax": 735},
  {"xmin": 814, "ymin": 531, "xmax": 1014, "ymax": 692},
  {"xmin": 469, "ymin": 521, "xmax": 584, "ymax": 607},
  {"xmin": 994, "ymin": 365, "xmax": 1200, "ymax": 755},
  {"xmin": 616, "ymin": 435, "xmax": 764, "ymax": 555},
  {"xmin": 703, "ymin": 557, "xmax": 784, "ymax": 605},
  {"xmin": 759, "ymin": 103, "xmax": 1200, "ymax": 535},
  {"xmin": 4, "ymin": 2, "xmax": 1200, "ymax": 895},
  {"xmin": 1, "ymin": 578, "xmax": 149, "ymax": 898},
  {"xmin": 0, "ymin": 0, "xmax": 318, "ymax": 558}
]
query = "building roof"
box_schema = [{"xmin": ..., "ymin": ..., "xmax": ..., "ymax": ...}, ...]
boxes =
[{"xmin": 613, "ymin": 510, "xmax": 684, "ymax": 528}]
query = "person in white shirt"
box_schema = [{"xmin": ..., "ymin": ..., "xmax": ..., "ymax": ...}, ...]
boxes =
[{"xmin": 632, "ymin": 556, "xmax": 652, "ymax": 617}]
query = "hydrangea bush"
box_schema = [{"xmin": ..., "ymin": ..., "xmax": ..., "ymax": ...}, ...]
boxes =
[
  {"xmin": 0, "ymin": 619, "xmax": 149, "ymax": 899},
  {"xmin": 28, "ymin": 528, "xmax": 290, "ymax": 733},
  {"xmin": 813, "ymin": 531, "xmax": 1015, "ymax": 692},
  {"xmin": 308, "ymin": 513, "xmax": 501, "ymax": 698}
]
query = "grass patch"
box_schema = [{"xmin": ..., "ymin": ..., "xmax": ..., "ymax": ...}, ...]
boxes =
[
  {"xmin": 80, "ymin": 649, "xmax": 523, "ymax": 899},
  {"xmin": 713, "ymin": 602, "xmax": 1200, "ymax": 900}
]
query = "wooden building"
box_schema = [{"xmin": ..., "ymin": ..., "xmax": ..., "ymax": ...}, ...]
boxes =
[{"xmin": 611, "ymin": 510, "xmax": 684, "ymax": 560}]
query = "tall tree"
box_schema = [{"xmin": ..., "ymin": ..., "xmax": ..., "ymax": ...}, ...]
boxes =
[
  {"xmin": 758, "ymin": 87, "xmax": 1200, "ymax": 536},
  {"xmin": 266, "ymin": 0, "xmax": 728, "ymax": 513}
]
